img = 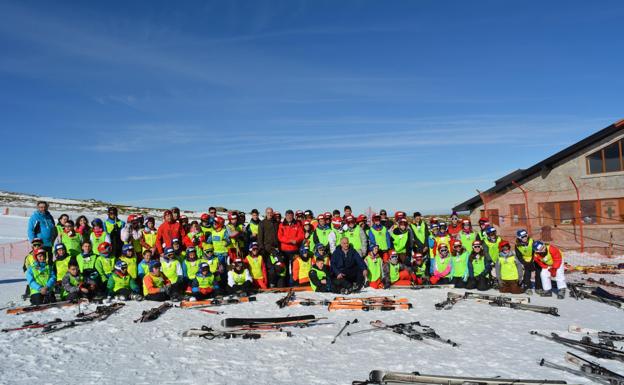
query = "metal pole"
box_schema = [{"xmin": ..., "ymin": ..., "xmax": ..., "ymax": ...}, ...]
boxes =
[
  {"xmin": 512, "ymin": 181, "xmax": 532, "ymax": 237},
  {"xmin": 568, "ymin": 177, "xmax": 584, "ymax": 253}
]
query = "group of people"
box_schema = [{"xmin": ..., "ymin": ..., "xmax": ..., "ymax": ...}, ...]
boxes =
[{"xmin": 23, "ymin": 201, "xmax": 567, "ymax": 305}]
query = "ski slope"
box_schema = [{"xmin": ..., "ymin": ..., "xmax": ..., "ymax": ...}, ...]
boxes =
[{"xmin": 0, "ymin": 261, "xmax": 622, "ymax": 385}]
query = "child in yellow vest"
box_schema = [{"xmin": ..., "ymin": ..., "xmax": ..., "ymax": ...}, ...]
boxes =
[
  {"xmin": 227, "ymin": 258, "xmax": 252, "ymax": 295},
  {"xmin": 365, "ymin": 245, "xmax": 383, "ymax": 289},
  {"xmin": 292, "ymin": 252, "xmax": 312, "ymax": 287},
  {"xmin": 245, "ymin": 242, "xmax": 267, "ymax": 289}
]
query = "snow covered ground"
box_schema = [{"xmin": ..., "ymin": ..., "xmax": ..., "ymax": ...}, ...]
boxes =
[{"xmin": 0, "ymin": 259, "xmax": 623, "ymax": 385}]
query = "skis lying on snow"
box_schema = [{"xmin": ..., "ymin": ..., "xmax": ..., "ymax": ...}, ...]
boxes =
[
  {"xmin": 568, "ymin": 325, "xmax": 624, "ymax": 342},
  {"xmin": 569, "ymin": 284, "xmax": 623, "ymax": 309},
  {"xmin": 183, "ymin": 326, "xmax": 292, "ymax": 340},
  {"xmin": 347, "ymin": 320, "xmax": 459, "ymax": 347},
  {"xmin": 353, "ymin": 370, "xmax": 569, "ymax": 385},
  {"xmin": 134, "ymin": 302, "xmax": 172, "ymax": 323},
  {"xmin": 6, "ymin": 299, "xmax": 89, "ymax": 315},
  {"xmin": 328, "ymin": 296, "xmax": 412, "ymax": 311},
  {"xmin": 488, "ymin": 297, "xmax": 559, "ymax": 316},
  {"xmin": 530, "ymin": 331, "xmax": 624, "ymax": 361},
  {"xmin": 539, "ymin": 351, "xmax": 624, "ymax": 385},
  {"xmin": 221, "ymin": 314, "xmax": 317, "ymax": 328},
  {"xmin": 276, "ymin": 289, "xmax": 295, "ymax": 308},
  {"xmin": 4, "ymin": 303, "xmax": 126, "ymax": 334},
  {"xmin": 436, "ymin": 292, "xmax": 555, "ymax": 316},
  {"xmin": 584, "ymin": 277, "xmax": 624, "ymax": 291},
  {"xmin": 179, "ymin": 296, "xmax": 256, "ymax": 309}
]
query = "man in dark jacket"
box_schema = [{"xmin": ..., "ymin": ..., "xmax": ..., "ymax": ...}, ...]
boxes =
[
  {"xmin": 331, "ymin": 237, "xmax": 368, "ymax": 293},
  {"xmin": 257, "ymin": 207, "xmax": 279, "ymax": 257}
]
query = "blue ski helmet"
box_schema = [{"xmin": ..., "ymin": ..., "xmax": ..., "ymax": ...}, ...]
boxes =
[{"xmin": 516, "ymin": 229, "xmax": 528, "ymax": 239}]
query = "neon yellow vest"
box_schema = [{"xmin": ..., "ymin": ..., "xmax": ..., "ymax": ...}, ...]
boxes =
[
  {"xmin": 296, "ymin": 258, "xmax": 312, "ymax": 282},
  {"xmin": 90, "ymin": 232, "xmax": 108, "ymax": 255},
  {"xmin": 389, "ymin": 263, "xmax": 401, "ymax": 283},
  {"xmin": 184, "ymin": 259, "xmax": 201, "ymax": 280},
  {"xmin": 119, "ymin": 256, "xmax": 138, "ymax": 279},
  {"xmin": 143, "ymin": 273, "xmax": 165, "ymax": 295},
  {"xmin": 365, "ymin": 256, "xmax": 382, "ymax": 282},
  {"xmin": 516, "ymin": 239, "xmax": 534, "ymax": 263},
  {"xmin": 142, "ymin": 230, "xmax": 157, "ymax": 248},
  {"xmin": 309, "ymin": 266, "xmax": 326, "ymax": 292},
  {"xmin": 459, "ymin": 231, "xmax": 477, "ymax": 252},
  {"xmin": 211, "ymin": 228, "xmax": 228, "ymax": 254},
  {"xmin": 61, "ymin": 233, "xmax": 82, "ymax": 257},
  {"xmin": 390, "ymin": 231, "xmax": 409, "ymax": 253},
  {"xmin": 499, "ymin": 255, "xmax": 519, "ymax": 280},
  {"xmin": 246, "ymin": 255, "xmax": 264, "ymax": 280},
  {"xmin": 29, "ymin": 265, "xmax": 51, "ymax": 295},
  {"xmin": 196, "ymin": 274, "xmax": 215, "ymax": 289},
  {"xmin": 111, "ymin": 273, "xmax": 132, "ymax": 292},
  {"xmin": 370, "ymin": 227, "xmax": 389, "ymax": 250},
  {"xmin": 77, "ymin": 254, "xmax": 97, "ymax": 272},
  {"xmin": 55, "ymin": 257, "xmax": 71, "ymax": 282},
  {"xmin": 231, "ymin": 270, "xmax": 247, "ymax": 285},
  {"xmin": 161, "ymin": 259, "xmax": 180, "ymax": 283},
  {"xmin": 483, "ymin": 236, "xmax": 502, "ymax": 263},
  {"xmin": 410, "ymin": 223, "xmax": 426, "ymax": 244}
]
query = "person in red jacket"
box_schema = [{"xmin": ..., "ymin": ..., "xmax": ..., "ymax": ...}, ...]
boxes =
[
  {"xmin": 533, "ymin": 241, "xmax": 567, "ymax": 299},
  {"xmin": 156, "ymin": 210, "xmax": 187, "ymax": 255},
  {"xmin": 447, "ymin": 211, "xmax": 462, "ymax": 239},
  {"xmin": 278, "ymin": 209, "xmax": 304, "ymax": 283}
]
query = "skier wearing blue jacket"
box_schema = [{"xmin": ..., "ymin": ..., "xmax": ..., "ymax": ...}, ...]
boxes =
[{"xmin": 27, "ymin": 201, "xmax": 57, "ymax": 261}]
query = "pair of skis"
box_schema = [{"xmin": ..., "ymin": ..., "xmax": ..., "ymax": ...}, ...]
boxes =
[
  {"xmin": 389, "ymin": 284, "xmax": 455, "ymax": 290},
  {"xmin": 568, "ymin": 324, "xmax": 624, "ymax": 342},
  {"xmin": 346, "ymin": 320, "xmax": 459, "ymax": 347},
  {"xmin": 182, "ymin": 325, "xmax": 292, "ymax": 340},
  {"xmin": 569, "ymin": 283, "xmax": 623, "ymax": 309},
  {"xmin": 328, "ymin": 296, "xmax": 412, "ymax": 311},
  {"xmin": 353, "ymin": 370, "xmax": 568, "ymax": 385},
  {"xmin": 5, "ymin": 298, "xmax": 89, "ymax": 315},
  {"xmin": 134, "ymin": 303, "xmax": 172, "ymax": 323},
  {"xmin": 531, "ymin": 331, "xmax": 624, "ymax": 361},
  {"xmin": 179, "ymin": 295, "xmax": 256, "ymax": 309},
  {"xmin": 2, "ymin": 303, "xmax": 126, "ymax": 334},
  {"xmin": 436, "ymin": 292, "xmax": 558, "ymax": 316},
  {"xmin": 540, "ymin": 351, "xmax": 624, "ymax": 385}
]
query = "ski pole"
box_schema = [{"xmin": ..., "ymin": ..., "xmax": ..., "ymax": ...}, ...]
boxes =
[{"xmin": 331, "ymin": 318, "xmax": 358, "ymax": 344}]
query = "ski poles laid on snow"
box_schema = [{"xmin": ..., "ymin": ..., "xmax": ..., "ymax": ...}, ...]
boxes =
[{"xmin": 331, "ymin": 318, "xmax": 358, "ymax": 344}]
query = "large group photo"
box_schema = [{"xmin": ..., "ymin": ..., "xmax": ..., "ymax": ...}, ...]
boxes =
[{"xmin": 1, "ymin": 1, "xmax": 623, "ymax": 384}]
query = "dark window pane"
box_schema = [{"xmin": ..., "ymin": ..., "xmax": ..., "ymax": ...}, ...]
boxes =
[
  {"xmin": 604, "ymin": 141, "xmax": 621, "ymax": 172},
  {"xmin": 540, "ymin": 203, "xmax": 556, "ymax": 226},
  {"xmin": 587, "ymin": 150, "xmax": 603, "ymax": 174},
  {"xmin": 559, "ymin": 202, "xmax": 575, "ymax": 224},
  {"xmin": 580, "ymin": 200, "xmax": 597, "ymax": 224}
]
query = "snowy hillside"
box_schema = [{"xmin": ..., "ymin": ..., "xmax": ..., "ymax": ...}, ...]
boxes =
[{"xmin": 0, "ymin": 261, "xmax": 623, "ymax": 385}]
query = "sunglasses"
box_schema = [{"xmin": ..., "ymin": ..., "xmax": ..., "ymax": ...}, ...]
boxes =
[{"xmin": 473, "ymin": 245, "xmax": 482, "ymax": 248}]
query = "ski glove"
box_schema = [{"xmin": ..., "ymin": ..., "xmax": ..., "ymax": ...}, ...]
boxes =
[{"xmin": 549, "ymin": 268, "xmax": 557, "ymax": 277}]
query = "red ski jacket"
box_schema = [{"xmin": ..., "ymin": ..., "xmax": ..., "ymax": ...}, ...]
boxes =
[{"xmin": 278, "ymin": 220, "xmax": 304, "ymax": 252}]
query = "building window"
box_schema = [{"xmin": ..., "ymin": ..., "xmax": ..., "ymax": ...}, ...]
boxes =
[
  {"xmin": 586, "ymin": 139, "xmax": 623, "ymax": 174},
  {"xmin": 509, "ymin": 204, "xmax": 527, "ymax": 226},
  {"xmin": 539, "ymin": 198, "xmax": 624, "ymax": 225},
  {"xmin": 479, "ymin": 209, "xmax": 500, "ymax": 226}
]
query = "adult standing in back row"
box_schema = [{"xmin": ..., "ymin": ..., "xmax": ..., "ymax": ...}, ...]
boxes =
[
  {"xmin": 257, "ymin": 207, "xmax": 279, "ymax": 257},
  {"xmin": 105, "ymin": 207, "xmax": 125, "ymax": 258},
  {"xmin": 27, "ymin": 201, "xmax": 58, "ymax": 262},
  {"xmin": 278, "ymin": 210, "xmax": 304, "ymax": 280}
]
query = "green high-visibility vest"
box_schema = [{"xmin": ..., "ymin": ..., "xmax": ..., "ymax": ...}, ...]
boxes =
[
  {"xmin": 390, "ymin": 231, "xmax": 409, "ymax": 253},
  {"xmin": 472, "ymin": 256, "xmax": 486, "ymax": 276},
  {"xmin": 410, "ymin": 223, "xmax": 426, "ymax": 244},
  {"xmin": 211, "ymin": 228, "xmax": 229, "ymax": 254},
  {"xmin": 452, "ymin": 251, "xmax": 469, "ymax": 278},
  {"xmin": 370, "ymin": 227, "xmax": 389, "ymax": 250},
  {"xmin": 161, "ymin": 259, "xmax": 180, "ymax": 283},
  {"xmin": 344, "ymin": 228, "xmax": 362, "ymax": 251},
  {"xmin": 248, "ymin": 222, "xmax": 259, "ymax": 237},
  {"xmin": 483, "ymin": 236, "xmax": 502, "ymax": 263},
  {"xmin": 434, "ymin": 254, "xmax": 451, "ymax": 275},
  {"xmin": 309, "ymin": 266, "xmax": 326, "ymax": 292},
  {"xmin": 365, "ymin": 256, "xmax": 382, "ymax": 282},
  {"xmin": 516, "ymin": 239, "xmax": 534, "ymax": 263},
  {"xmin": 459, "ymin": 231, "xmax": 477, "ymax": 252},
  {"xmin": 119, "ymin": 256, "xmax": 138, "ymax": 279},
  {"xmin": 29, "ymin": 265, "xmax": 51, "ymax": 295},
  {"xmin": 111, "ymin": 273, "xmax": 132, "ymax": 292},
  {"xmin": 95, "ymin": 256, "xmax": 115, "ymax": 282},
  {"xmin": 389, "ymin": 263, "xmax": 401, "ymax": 283},
  {"xmin": 196, "ymin": 274, "xmax": 215, "ymax": 289},
  {"xmin": 184, "ymin": 259, "xmax": 201, "ymax": 280},
  {"xmin": 499, "ymin": 255, "xmax": 519, "ymax": 280},
  {"xmin": 55, "ymin": 257, "xmax": 71, "ymax": 282},
  {"xmin": 413, "ymin": 263, "xmax": 428, "ymax": 278},
  {"xmin": 77, "ymin": 254, "xmax": 97, "ymax": 272},
  {"xmin": 90, "ymin": 232, "xmax": 108, "ymax": 255},
  {"xmin": 61, "ymin": 233, "xmax": 82, "ymax": 258},
  {"xmin": 231, "ymin": 271, "xmax": 247, "ymax": 285}
]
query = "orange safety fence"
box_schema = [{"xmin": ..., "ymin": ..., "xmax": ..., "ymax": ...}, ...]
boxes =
[{"xmin": 0, "ymin": 240, "xmax": 30, "ymax": 264}]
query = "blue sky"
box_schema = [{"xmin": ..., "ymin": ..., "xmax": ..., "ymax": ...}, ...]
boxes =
[{"xmin": 0, "ymin": 0, "xmax": 622, "ymax": 215}]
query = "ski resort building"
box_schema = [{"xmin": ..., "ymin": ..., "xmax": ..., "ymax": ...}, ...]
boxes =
[{"xmin": 453, "ymin": 119, "xmax": 624, "ymax": 255}]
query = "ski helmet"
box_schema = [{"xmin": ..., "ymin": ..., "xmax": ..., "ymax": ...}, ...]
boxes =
[
  {"xmin": 516, "ymin": 229, "xmax": 528, "ymax": 239},
  {"xmin": 199, "ymin": 262, "xmax": 210, "ymax": 271},
  {"xmin": 149, "ymin": 260, "xmax": 161, "ymax": 270},
  {"xmin": 164, "ymin": 247, "xmax": 175, "ymax": 256},
  {"xmin": 31, "ymin": 238, "xmax": 43, "ymax": 246},
  {"xmin": 498, "ymin": 240, "xmax": 511, "ymax": 251},
  {"xmin": 249, "ymin": 242, "xmax": 259, "ymax": 251},
  {"xmin": 122, "ymin": 244, "xmax": 134, "ymax": 254},
  {"xmin": 200, "ymin": 213, "xmax": 209, "ymax": 221},
  {"xmin": 54, "ymin": 243, "xmax": 66, "ymax": 252},
  {"xmin": 98, "ymin": 242, "xmax": 111, "ymax": 256},
  {"xmin": 91, "ymin": 218, "xmax": 104, "ymax": 228},
  {"xmin": 114, "ymin": 260, "xmax": 128, "ymax": 271},
  {"xmin": 533, "ymin": 241, "xmax": 546, "ymax": 254},
  {"xmin": 186, "ymin": 247, "xmax": 197, "ymax": 257},
  {"xmin": 304, "ymin": 210, "xmax": 313, "ymax": 217},
  {"xmin": 485, "ymin": 226, "xmax": 497, "ymax": 235}
]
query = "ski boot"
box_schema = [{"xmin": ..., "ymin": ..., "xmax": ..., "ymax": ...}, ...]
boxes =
[
  {"xmin": 556, "ymin": 288, "xmax": 566, "ymax": 299},
  {"xmin": 525, "ymin": 289, "xmax": 533, "ymax": 295},
  {"xmin": 535, "ymin": 289, "xmax": 544, "ymax": 296},
  {"xmin": 540, "ymin": 290, "xmax": 552, "ymax": 297},
  {"xmin": 131, "ymin": 294, "xmax": 144, "ymax": 301}
]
